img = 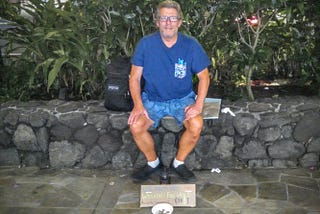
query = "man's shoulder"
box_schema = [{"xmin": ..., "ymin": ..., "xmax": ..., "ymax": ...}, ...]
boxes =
[
  {"xmin": 179, "ymin": 33, "xmax": 197, "ymax": 41},
  {"xmin": 179, "ymin": 33, "xmax": 199, "ymax": 46},
  {"xmin": 140, "ymin": 32, "xmax": 160, "ymax": 43},
  {"xmin": 135, "ymin": 32, "xmax": 160, "ymax": 51}
]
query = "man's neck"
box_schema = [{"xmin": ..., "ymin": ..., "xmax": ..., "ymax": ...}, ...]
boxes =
[{"xmin": 161, "ymin": 35, "xmax": 178, "ymax": 48}]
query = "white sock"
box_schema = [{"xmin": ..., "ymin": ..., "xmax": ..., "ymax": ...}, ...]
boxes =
[
  {"xmin": 147, "ymin": 158, "xmax": 160, "ymax": 168},
  {"xmin": 173, "ymin": 158, "xmax": 184, "ymax": 168}
]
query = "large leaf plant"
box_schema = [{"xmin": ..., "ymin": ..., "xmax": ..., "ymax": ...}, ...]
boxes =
[{"xmin": 2, "ymin": 0, "xmax": 111, "ymax": 100}]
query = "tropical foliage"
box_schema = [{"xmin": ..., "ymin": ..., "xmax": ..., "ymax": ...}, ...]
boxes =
[{"xmin": 0, "ymin": 0, "xmax": 319, "ymax": 101}]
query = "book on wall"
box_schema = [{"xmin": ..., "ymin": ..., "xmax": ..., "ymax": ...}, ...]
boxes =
[{"xmin": 202, "ymin": 98, "xmax": 221, "ymax": 119}]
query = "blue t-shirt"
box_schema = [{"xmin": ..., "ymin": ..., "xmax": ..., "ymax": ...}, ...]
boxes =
[{"xmin": 131, "ymin": 32, "xmax": 210, "ymax": 101}]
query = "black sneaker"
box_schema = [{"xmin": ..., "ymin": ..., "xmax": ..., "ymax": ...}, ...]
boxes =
[
  {"xmin": 131, "ymin": 164, "xmax": 162, "ymax": 181},
  {"xmin": 173, "ymin": 164, "xmax": 196, "ymax": 182}
]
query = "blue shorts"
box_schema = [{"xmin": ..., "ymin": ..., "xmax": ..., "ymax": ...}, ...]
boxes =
[{"xmin": 142, "ymin": 91, "xmax": 196, "ymax": 128}]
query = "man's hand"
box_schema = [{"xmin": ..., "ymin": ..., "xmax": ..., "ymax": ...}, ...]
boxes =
[
  {"xmin": 128, "ymin": 106, "xmax": 150, "ymax": 125},
  {"xmin": 184, "ymin": 103, "xmax": 202, "ymax": 121}
]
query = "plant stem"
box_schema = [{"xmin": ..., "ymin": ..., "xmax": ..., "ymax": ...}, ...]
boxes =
[{"xmin": 245, "ymin": 65, "xmax": 254, "ymax": 101}]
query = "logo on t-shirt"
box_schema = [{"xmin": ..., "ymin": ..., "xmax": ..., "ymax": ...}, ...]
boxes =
[{"xmin": 174, "ymin": 58, "xmax": 186, "ymax": 79}]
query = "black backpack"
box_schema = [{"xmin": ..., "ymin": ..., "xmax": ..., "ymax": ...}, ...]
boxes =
[{"xmin": 104, "ymin": 57, "xmax": 133, "ymax": 111}]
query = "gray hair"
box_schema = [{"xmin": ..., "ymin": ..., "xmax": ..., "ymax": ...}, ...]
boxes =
[{"xmin": 155, "ymin": 1, "xmax": 183, "ymax": 20}]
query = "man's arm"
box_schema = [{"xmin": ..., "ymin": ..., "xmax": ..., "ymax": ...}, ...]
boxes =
[
  {"xmin": 195, "ymin": 68, "xmax": 210, "ymax": 110},
  {"xmin": 184, "ymin": 68, "xmax": 210, "ymax": 120},
  {"xmin": 128, "ymin": 65, "xmax": 149, "ymax": 124},
  {"xmin": 129, "ymin": 65, "xmax": 144, "ymax": 108}
]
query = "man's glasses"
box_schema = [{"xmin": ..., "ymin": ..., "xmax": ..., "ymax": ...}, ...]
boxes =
[{"xmin": 158, "ymin": 16, "xmax": 180, "ymax": 22}]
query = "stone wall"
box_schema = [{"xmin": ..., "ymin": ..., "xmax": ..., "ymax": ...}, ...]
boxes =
[{"xmin": 0, "ymin": 96, "xmax": 320, "ymax": 170}]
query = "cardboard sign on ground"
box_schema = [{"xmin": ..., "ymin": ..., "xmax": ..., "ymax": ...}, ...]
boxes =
[{"xmin": 140, "ymin": 184, "xmax": 196, "ymax": 207}]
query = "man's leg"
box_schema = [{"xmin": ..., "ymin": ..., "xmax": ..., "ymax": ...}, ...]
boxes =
[
  {"xmin": 173, "ymin": 114, "xmax": 203, "ymax": 181},
  {"xmin": 130, "ymin": 115, "xmax": 161, "ymax": 181},
  {"xmin": 176, "ymin": 115, "xmax": 203, "ymax": 161},
  {"xmin": 130, "ymin": 115, "xmax": 157, "ymax": 162}
]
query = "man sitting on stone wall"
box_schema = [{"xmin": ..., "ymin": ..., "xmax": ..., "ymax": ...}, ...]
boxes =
[{"xmin": 128, "ymin": 0, "xmax": 210, "ymax": 182}]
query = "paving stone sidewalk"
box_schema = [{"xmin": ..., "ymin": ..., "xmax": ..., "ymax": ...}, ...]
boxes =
[{"xmin": 0, "ymin": 167, "xmax": 319, "ymax": 214}]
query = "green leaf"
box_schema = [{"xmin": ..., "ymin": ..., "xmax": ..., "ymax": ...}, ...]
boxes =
[
  {"xmin": 286, "ymin": 7, "xmax": 292, "ymax": 22},
  {"xmin": 44, "ymin": 31, "xmax": 61, "ymax": 40},
  {"xmin": 42, "ymin": 58, "xmax": 55, "ymax": 82},
  {"xmin": 53, "ymin": 49, "xmax": 66, "ymax": 56},
  {"xmin": 47, "ymin": 56, "xmax": 68, "ymax": 92},
  {"xmin": 29, "ymin": 58, "xmax": 55, "ymax": 87},
  {"xmin": 297, "ymin": 3, "xmax": 305, "ymax": 15},
  {"xmin": 68, "ymin": 60, "xmax": 84, "ymax": 73}
]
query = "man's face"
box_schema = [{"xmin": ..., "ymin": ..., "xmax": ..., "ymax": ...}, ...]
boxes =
[{"xmin": 156, "ymin": 8, "xmax": 182, "ymax": 40}]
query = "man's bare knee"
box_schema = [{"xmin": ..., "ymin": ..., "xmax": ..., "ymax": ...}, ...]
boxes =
[
  {"xmin": 185, "ymin": 116, "xmax": 203, "ymax": 135},
  {"xmin": 130, "ymin": 118, "xmax": 151, "ymax": 135}
]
